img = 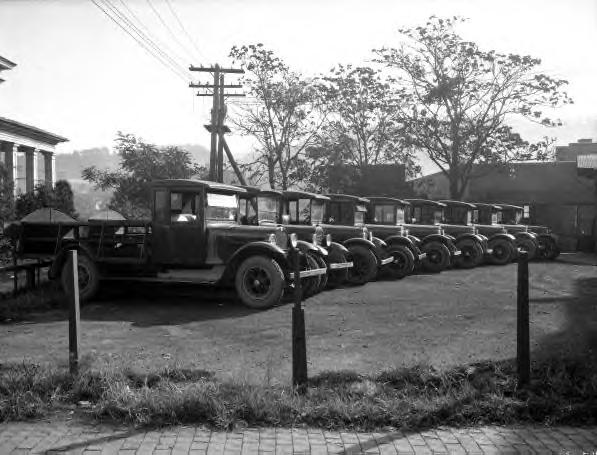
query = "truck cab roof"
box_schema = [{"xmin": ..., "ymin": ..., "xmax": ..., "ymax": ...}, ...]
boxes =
[
  {"xmin": 325, "ymin": 194, "xmax": 369, "ymax": 204},
  {"xmin": 366, "ymin": 196, "xmax": 410, "ymax": 205},
  {"xmin": 283, "ymin": 190, "xmax": 330, "ymax": 201},
  {"xmin": 405, "ymin": 199, "xmax": 447, "ymax": 208},
  {"xmin": 151, "ymin": 179, "xmax": 246, "ymax": 194},
  {"xmin": 438, "ymin": 200, "xmax": 477, "ymax": 209}
]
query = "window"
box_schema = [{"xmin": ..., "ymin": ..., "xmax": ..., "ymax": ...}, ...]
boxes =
[
  {"xmin": 257, "ymin": 196, "xmax": 279, "ymax": 224},
  {"xmin": 298, "ymin": 199, "xmax": 311, "ymax": 225},
  {"xmin": 413, "ymin": 207, "xmax": 422, "ymax": 224},
  {"xmin": 239, "ymin": 196, "xmax": 258, "ymax": 225},
  {"xmin": 523, "ymin": 204, "xmax": 530, "ymax": 220},
  {"xmin": 154, "ymin": 190, "xmax": 169, "ymax": 223},
  {"xmin": 327, "ymin": 202, "xmax": 341, "ymax": 224},
  {"xmin": 288, "ymin": 200, "xmax": 298, "ymax": 223},
  {"xmin": 311, "ymin": 201, "xmax": 325, "ymax": 224},
  {"xmin": 374, "ymin": 205, "xmax": 395, "ymax": 224},
  {"xmin": 206, "ymin": 192, "xmax": 238, "ymax": 221},
  {"xmin": 396, "ymin": 207, "xmax": 405, "ymax": 224},
  {"xmin": 171, "ymin": 192, "xmax": 200, "ymax": 223}
]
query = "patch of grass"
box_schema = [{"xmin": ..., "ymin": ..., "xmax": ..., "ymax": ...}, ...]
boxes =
[
  {"xmin": 0, "ymin": 283, "xmax": 63, "ymax": 322},
  {"xmin": 1, "ymin": 357, "xmax": 596, "ymax": 430}
]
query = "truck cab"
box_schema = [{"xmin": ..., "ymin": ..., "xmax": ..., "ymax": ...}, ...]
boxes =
[
  {"xmin": 366, "ymin": 197, "xmax": 458, "ymax": 273},
  {"xmin": 13, "ymin": 179, "xmax": 326, "ymax": 309},
  {"xmin": 237, "ymin": 186, "xmax": 352, "ymax": 292},
  {"xmin": 494, "ymin": 203, "xmax": 560, "ymax": 260},
  {"xmin": 405, "ymin": 199, "xmax": 487, "ymax": 268},
  {"xmin": 438, "ymin": 199, "xmax": 517, "ymax": 266}
]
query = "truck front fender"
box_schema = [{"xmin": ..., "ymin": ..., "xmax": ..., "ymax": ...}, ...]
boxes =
[
  {"xmin": 295, "ymin": 239, "xmax": 327, "ymax": 256},
  {"xmin": 224, "ymin": 241, "xmax": 291, "ymax": 283},
  {"xmin": 342, "ymin": 237, "xmax": 385, "ymax": 265}
]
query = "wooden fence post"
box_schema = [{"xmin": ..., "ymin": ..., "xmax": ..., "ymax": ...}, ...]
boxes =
[
  {"xmin": 292, "ymin": 247, "xmax": 308, "ymax": 392},
  {"xmin": 67, "ymin": 250, "xmax": 81, "ymax": 376},
  {"xmin": 517, "ymin": 251, "xmax": 530, "ymax": 387}
]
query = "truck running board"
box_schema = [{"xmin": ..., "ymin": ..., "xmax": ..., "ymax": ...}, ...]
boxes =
[
  {"xmin": 329, "ymin": 261, "xmax": 353, "ymax": 270},
  {"xmin": 289, "ymin": 267, "xmax": 328, "ymax": 280}
]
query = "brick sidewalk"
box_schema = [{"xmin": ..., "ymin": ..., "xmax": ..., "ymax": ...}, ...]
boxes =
[{"xmin": 1, "ymin": 422, "xmax": 597, "ymax": 454}]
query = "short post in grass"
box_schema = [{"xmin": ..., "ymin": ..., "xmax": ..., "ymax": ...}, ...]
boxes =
[
  {"xmin": 291, "ymin": 246, "xmax": 308, "ymax": 392},
  {"xmin": 517, "ymin": 250, "xmax": 530, "ymax": 387},
  {"xmin": 67, "ymin": 250, "xmax": 81, "ymax": 375}
]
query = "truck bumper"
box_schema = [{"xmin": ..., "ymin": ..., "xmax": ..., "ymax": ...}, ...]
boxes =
[
  {"xmin": 289, "ymin": 267, "xmax": 328, "ymax": 280},
  {"xmin": 329, "ymin": 261, "xmax": 353, "ymax": 270},
  {"xmin": 380, "ymin": 256, "xmax": 395, "ymax": 266}
]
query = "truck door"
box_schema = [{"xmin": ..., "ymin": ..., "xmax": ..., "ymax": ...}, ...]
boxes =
[{"xmin": 152, "ymin": 188, "xmax": 206, "ymax": 266}]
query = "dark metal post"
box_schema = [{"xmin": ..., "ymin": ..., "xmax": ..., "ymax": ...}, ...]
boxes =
[
  {"xmin": 517, "ymin": 251, "xmax": 530, "ymax": 387},
  {"xmin": 67, "ymin": 250, "xmax": 81, "ymax": 375},
  {"xmin": 12, "ymin": 239, "xmax": 18, "ymax": 296},
  {"xmin": 292, "ymin": 247, "xmax": 308, "ymax": 392}
]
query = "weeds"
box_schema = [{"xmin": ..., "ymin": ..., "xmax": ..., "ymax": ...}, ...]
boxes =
[
  {"xmin": 0, "ymin": 283, "xmax": 63, "ymax": 322},
  {"xmin": 0, "ymin": 356, "xmax": 595, "ymax": 430}
]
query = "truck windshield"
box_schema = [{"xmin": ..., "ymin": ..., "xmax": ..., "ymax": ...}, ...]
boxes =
[
  {"xmin": 206, "ymin": 192, "xmax": 238, "ymax": 221},
  {"xmin": 374, "ymin": 204, "xmax": 395, "ymax": 224},
  {"xmin": 257, "ymin": 196, "xmax": 279, "ymax": 224},
  {"xmin": 502, "ymin": 209, "xmax": 522, "ymax": 224},
  {"xmin": 495, "ymin": 211, "xmax": 503, "ymax": 224},
  {"xmin": 297, "ymin": 199, "xmax": 312, "ymax": 225},
  {"xmin": 396, "ymin": 207, "xmax": 405, "ymax": 224},
  {"xmin": 355, "ymin": 204, "xmax": 367, "ymax": 226},
  {"xmin": 311, "ymin": 201, "xmax": 325, "ymax": 224},
  {"xmin": 445, "ymin": 206, "xmax": 470, "ymax": 225}
]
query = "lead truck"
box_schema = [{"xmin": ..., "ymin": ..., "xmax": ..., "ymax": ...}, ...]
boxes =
[{"xmin": 8, "ymin": 180, "xmax": 326, "ymax": 309}]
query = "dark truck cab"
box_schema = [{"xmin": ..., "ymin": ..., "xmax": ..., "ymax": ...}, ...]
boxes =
[
  {"xmin": 366, "ymin": 197, "xmax": 458, "ymax": 273},
  {"xmin": 474, "ymin": 202, "xmax": 536, "ymax": 261},
  {"xmin": 10, "ymin": 179, "xmax": 325, "ymax": 309},
  {"xmin": 495, "ymin": 203, "xmax": 560, "ymax": 260},
  {"xmin": 280, "ymin": 191, "xmax": 394, "ymax": 285},
  {"xmin": 237, "ymin": 186, "xmax": 353, "ymax": 292},
  {"xmin": 437, "ymin": 200, "xmax": 517, "ymax": 266}
]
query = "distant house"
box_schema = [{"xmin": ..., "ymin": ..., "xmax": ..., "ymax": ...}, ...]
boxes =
[
  {"xmin": 411, "ymin": 139, "xmax": 597, "ymax": 252},
  {"xmin": 0, "ymin": 56, "xmax": 68, "ymax": 197}
]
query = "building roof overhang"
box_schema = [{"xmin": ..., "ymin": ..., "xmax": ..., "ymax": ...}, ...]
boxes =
[{"xmin": 0, "ymin": 116, "xmax": 68, "ymax": 147}]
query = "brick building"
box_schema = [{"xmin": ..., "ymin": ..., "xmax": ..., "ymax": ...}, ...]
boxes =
[
  {"xmin": 0, "ymin": 56, "xmax": 67, "ymax": 197},
  {"xmin": 411, "ymin": 139, "xmax": 597, "ymax": 251}
]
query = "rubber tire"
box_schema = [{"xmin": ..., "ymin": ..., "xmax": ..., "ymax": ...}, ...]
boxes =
[
  {"xmin": 421, "ymin": 241, "xmax": 451, "ymax": 273},
  {"xmin": 327, "ymin": 251, "xmax": 349, "ymax": 289},
  {"xmin": 346, "ymin": 245, "xmax": 378, "ymax": 285},
  {"xmin": 487, "ymin": 238, "xmax": 515, "ymax": 265},
  {"xmin": 60, "ymin": 253, "xmax": 100, "ymax": 302},
  {"xmin": 312, "ymin": 253, "xmax": 329, "ymax": 292},
  {"xmin": 302, "ymin": 252, "xmax": 322, "ymax": 298},
  {"xmin": 455, "ymin": 239, "xmax": 483, "ymax": 269},
  {"xmin": 538, "ymin": 238, "xmax": 560, "ymax": 260},
  {"xmin": 385, "ymin": 245, "xmax": 415, "ymax": 279},
  {"xmin": 517, "ymin": 237, "xmax": 538, "ymax": 260},
  {"xmin": 235, "ymin": 256, "xmax": 285, "ymax": 309}
]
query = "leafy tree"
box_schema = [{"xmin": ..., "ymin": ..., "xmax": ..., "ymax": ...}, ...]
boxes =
[
  {"xmin": 82, "ymin": 132, "xmax": 207, "ymax": 218},
  {"xmin": 375, "ymin": 16, "xmax": 572, "ymax": 198},
  {"xmin": 14, "ymin": 180, "xmax": 78, "ymax": 220},
  {"xmin": 0, "ymin": 164, "xmax": 15, "ymax": 264},
  {"xmin": 309, "ymin": 65, "xmax": 420, "ymax": 190},
  {"xmin": 229, "ymin": 44, "xmax": 325, "ymax": 189}
]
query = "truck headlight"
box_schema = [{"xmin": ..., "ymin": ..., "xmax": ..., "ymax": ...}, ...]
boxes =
[
  {"xmin": 289, "ymin": 233, "xmax": 298, "ymax": 248},
  {"xmin": 325, "ymin": 234, "xmax": 332, "ymax": 247},
  {"xmin": 268, "ymin": 233, "xmax": 277, "ymax": 245},
  {"xmin": 362, "ymin": 227, "xmax": 369, "ymax": 239}
]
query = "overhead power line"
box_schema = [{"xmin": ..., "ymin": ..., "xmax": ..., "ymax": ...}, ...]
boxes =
[
  {"xmin": 164, "ymin": 0, "xmax": 211, "ymax": 64},
  {"xmin": 89, "ymin": 0, "xmax": 189, "ymax": 81},
  {"xmin": 145, "ymin": 0, "xmax": 195, "ymax": 64}
]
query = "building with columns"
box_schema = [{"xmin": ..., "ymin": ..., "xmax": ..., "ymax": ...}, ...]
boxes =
[{"xmin": 0, "ymin": 55, "xmax": 68, "ymax": 197}]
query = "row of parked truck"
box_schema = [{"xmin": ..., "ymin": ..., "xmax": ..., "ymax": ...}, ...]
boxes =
[{"xmin": 7, "ymin": 179, "xmax": 560, "ymax": 310}]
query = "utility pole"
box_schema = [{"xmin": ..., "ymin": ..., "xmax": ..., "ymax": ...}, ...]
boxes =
[{"xmin": 189, "ymin": 65, "xmax": 246, "ymax": 184}]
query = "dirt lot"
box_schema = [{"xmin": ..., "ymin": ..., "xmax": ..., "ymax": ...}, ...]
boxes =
[{"xmin": 1, "ymin": 254, "xmax": 596, "ymax": 384}]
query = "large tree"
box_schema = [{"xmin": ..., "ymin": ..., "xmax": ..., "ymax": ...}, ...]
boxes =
[
  {"xmin": 230, "ymin": 44, "xmax": 325, "ymax": 189},
  {"xmin": 83, "ymin": 133, "xmax": 206, "ymax": 219},
  {"xmin": 308, "ymin": 64, "xmax": 420, "ymax": 190},
  {"xmin": 375, "ymin": 16, "xmax": 572, "ymax": 198}
]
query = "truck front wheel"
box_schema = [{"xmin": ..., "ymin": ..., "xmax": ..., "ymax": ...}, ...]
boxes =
[
  {"xmin": 385, "ymin": 245, "xmax": 415, "ymax": 279},
  {"xmin": 455, "ymin": 239, "xmax": 483, "ymax": 269},
  {"xmin": 235, "ymin": 256, "xmax": 285, "ymax": 309},
  {"xmin": 487, "ymin": 238, "xmax": 515, "ymax": 265},
  {"xmin": 60, "ymin": 253, "xmax": 100, "ymax": 302},
  {"xmin": 422, "ymin": 241, "xmax": 451, "ymax": 273},
  {"xmin": 346, "ymin": 245, "xmax": 377, "ymax": 285},
  {"xmin": 517, "ymin": 237, "xmax": 538, "ymax": 260}
]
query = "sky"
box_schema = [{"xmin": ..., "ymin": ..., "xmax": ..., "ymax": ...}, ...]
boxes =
[{"xmin": 0, "ymin": 0, "xmax": 596, "ymax": 175}]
